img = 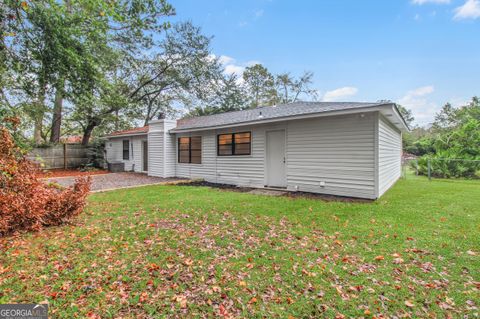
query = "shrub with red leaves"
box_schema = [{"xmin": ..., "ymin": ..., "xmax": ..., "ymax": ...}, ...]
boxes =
[{"xmin": 0, "ymin": 124, "xmax": 91, "ymax": 235}]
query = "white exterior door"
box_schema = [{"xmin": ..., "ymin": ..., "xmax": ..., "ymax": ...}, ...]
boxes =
[{"xmin": 266, "ymin": 130, "xmax": 287, "ymax": 187}]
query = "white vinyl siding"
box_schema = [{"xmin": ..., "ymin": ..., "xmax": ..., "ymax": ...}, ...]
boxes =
[
  {"xmin": 174, "ymin": 127, "xmax": 264, "ymax": 186},
  {"xmin": 164, "ymin": 133, "xmax": 176, "ymax": 177},
  {"xmin": 147, "ymin": 120, "xmax": 177, "ymax": 178},
  {"xmin": 105, "ymin": 135, "xmax": 147, "ymax": 172},
  {"xmin": 286, "ymin": 113, "xmax": 376, "ymax": 199},
  {"xmin": 148, "ymin": 132, "xmax": 164, "ymax": 177},
  {"xmin": 378, "ymin": 114, "xmax": 402, "ymax": 196},
  {"xmin": 173, "ymin": 114, "xmax": 377, "ymax": 198}
]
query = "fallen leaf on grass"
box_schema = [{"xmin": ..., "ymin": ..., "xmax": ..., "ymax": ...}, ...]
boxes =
[
  {"xmin": 173, "ymin": 295, "xmax": 187, "ymax": 308},
  {"xmin": 146, "ymin": 263, "xmax": 160, "ymax": 271},
  {"xmin": 86, "ymin": 312, "xmax": 101, "ymax": 319},
  {"xmin": 139, "ymin": 291, "xmax": 148, "ymax": 303},
  {"xmin": 183, "ymin": 258, "xmax": 193, "ymax": 266},
  {"xmin": 405, "ymin": 300, "xmax": 414, "ymax": 308},
  {"xmin": 374, "ymin": 255, "xmax": 385, "ymax": 261}
]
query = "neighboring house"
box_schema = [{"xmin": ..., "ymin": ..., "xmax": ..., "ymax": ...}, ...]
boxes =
[{"xmin": 105, "ymin": 102, "xmax": 408, "ymax": 199}]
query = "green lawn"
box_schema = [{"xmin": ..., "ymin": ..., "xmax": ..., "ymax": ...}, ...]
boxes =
[{"xmin": 1, "ymin": 176, "xmax": 479, "ymax": 318}]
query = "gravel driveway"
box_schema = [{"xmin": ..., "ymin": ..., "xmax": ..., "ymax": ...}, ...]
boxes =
[{"xmin": 45, "ymin": 172, "xmax": 185, "ymax": 192}]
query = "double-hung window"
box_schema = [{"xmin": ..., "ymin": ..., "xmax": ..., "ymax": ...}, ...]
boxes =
[
  {"xmin": 122, "ymin": 140, "xmax": 130, "ymax": 160},
  {"xmin": 178, "ymin": 136, "xmax": 202, "ymax": 164},
  {"xmin": 217, "ymin": 132, "xmax": 251, "ymax": 156}
]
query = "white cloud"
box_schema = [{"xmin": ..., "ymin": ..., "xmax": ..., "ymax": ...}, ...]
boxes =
[
  {"xmin": 405, "ymin": 85, "xmax": 435, "ymax": 97},
  {"xmin": 254, "ymin": 9, "xmax": 264, "ymax": 18},
  {"xmin": 224, "ymin": 64, "xmax": 245, "ymax": 76},
  {"xmin": 218, "ymin": 55, "xmax": 235, "ymax": 65},
  {"xmin": 322, "ymin": 87, "xmax": 359, "ymax": 102},
  {"xmin": 454, "ymin": 0, "xmax": 480, "ymax": 19},
  {"xmin": 412, "ymin": 0, "xmax": 450, "ymax": 4},
  {"xmin": 218, "ymin": 55, "xmax": 262, "ymax": 79},
  {"xmin": 398, "ymin": 85, "xmax": 438, "ymax": 125}
]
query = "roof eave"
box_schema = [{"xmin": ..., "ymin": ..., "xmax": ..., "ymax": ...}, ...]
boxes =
[
  {"xmin": 105, "ymin": 132, "xmax": 148, "ymax": 138},
  {"xmin": 391, "ymin": 103, "xmax": 411, "ymax": 132},
  {"xmin": 170, "ymin": 104, "xmax": 406, "ymax": 133}
]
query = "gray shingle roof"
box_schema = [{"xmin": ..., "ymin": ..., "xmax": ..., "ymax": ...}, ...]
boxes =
[{"xmin": 172, "ymin": 101, "xmax": 393, "ymax": 132}]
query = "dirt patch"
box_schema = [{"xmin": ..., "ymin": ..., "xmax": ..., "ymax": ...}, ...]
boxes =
[
  {"xmin": 176, "ymin": 180, "xmax": 254, "ymax": 192},
  {"xmin": 37, "ymin": 168, "xmax": 109, "ymax": 179},
  {"xmin": 284, "ymin": 191, "xmax": 373, "ymax": 203},
  {"xmin": 177, "ymin": 180, "xmax": 372, "ymax": 202}
]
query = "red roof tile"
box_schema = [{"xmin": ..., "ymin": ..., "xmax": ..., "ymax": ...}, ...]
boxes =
[
  {"xmin": 106, "ymin": 126, "xmax": 149, "ymax": 137},
  {"xmin": 60, "ymin": 135, "xmax": 83, "ymax": 144}
]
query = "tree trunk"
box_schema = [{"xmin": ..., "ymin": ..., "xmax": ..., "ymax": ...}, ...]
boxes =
[
  {"xmin": 144, "ymin": 100, "xmax": 153, "ymax": 126},
  {"xmin": 114, "ymin": 109, "xmax": 119, "ymax": 131},
  {"xmin": 33, "ymin": 116, "xmax": 44, "ymax": 144},
  {"xmin": 33, "ymin": 88, "xmax": 46, "ymax": 145},
  {"xmin": 81, "ymin": 125, "xmax": 94, "ymax": 145},
  {"xmin": 50, "ymin": 80, "xmax": 64, "ymax": 143},
  {"xmin": 81, "ymin": 118, "xmax": 101, "ymax": 145}
]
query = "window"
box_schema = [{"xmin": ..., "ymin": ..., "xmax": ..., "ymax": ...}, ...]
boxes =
[
  {"xmin": 122, "ymin": 140, "xmax": 130, "ymax": 160},
  {"xmin": 217, "ymin": 132, "xmax": 251, "ymax": 156},
  {"xmin": 178, "ymin": 136, "xmax": 202, "ymax": 164}
]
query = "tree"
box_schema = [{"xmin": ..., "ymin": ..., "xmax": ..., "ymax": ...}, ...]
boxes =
[
  {"xmin": 414, "ymin": 97, "xmax": 480, "ymax": 178},
  {"xmin": 242, "ymin": 64, "xmax": 277, "ymax": 108},
  {"xmin": 275, "ymin": 71, "xmax": 317, "ymax": 104},
  {"xmin": 128, "ymin": 22, "xmax": 223, "ymax": 125},
  {"xmin": 396, "ymin": 105, "xmax": 415, "ymax": 128},
  {"xmin": 187, "ymin": 74, "xmax": 247, "ymax": 117},
  {"xmin": 432, "ymin": 103, "xmax": 457, "ymax": 131},
  {"xmin": 2, "ymin": 0, "xmax": 175, "ymax": 144},
  {"xmin": 432, "ymin": 98, "xmax": 479, "ymax": 132}
]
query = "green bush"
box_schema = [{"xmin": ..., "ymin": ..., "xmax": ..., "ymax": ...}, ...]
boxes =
[
  {"xmin": 416, "ymin": 119, "xmax": 480, "ymax": 178},
  {"xmin": 84, "ymin": 138, "xmax": 106, "ymax": 169},
  {"xmin": 417, "ymin": 157, "xmax": 480, "ymax": 178}
]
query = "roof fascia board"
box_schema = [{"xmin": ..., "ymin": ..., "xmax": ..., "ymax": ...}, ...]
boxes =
[
  {"xmin": 106, "ymin": 132, "xmax": 148, "ymax": 139},
  {"xmin": 391, "ymin": 104, "xmax": 410, "ymax": 131}
]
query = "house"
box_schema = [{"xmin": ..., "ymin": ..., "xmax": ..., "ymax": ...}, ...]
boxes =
[
  {"xmin": 105, "ymin": 102, "xmax": 408, "ymax": 199},
  {"xmin": 60, "ymin": 135, "xmax": 83, "ymax": 144}
]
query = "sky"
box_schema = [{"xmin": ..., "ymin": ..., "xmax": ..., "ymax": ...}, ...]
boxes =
[{"xmin": 168, "ymin": 0, "xmax": 480, "ymax": 126}]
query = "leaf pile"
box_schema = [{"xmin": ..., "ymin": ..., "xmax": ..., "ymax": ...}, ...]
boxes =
[{"xmin": 0, "ymin": 125, "xmax": 91, "ymax": 235}]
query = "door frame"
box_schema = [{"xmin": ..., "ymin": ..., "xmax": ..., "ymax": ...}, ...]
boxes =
[
  {"xmin": 142, "ymin": 140, "xmax": 148, "ymax": 172},
  {"xmin": 264, "ymin": 128, "xmax": 287, "ymax": 188}
]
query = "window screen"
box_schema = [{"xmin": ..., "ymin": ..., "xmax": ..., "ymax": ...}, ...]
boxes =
[{"xmin": 217, "ymin": 132, "xmax": 251, "ymax": 156}]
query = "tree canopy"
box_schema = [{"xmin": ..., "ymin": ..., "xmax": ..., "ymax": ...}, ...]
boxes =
[{"xmin": 405, "ymin": 97, "xmax": 480, "ymax": 178}]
